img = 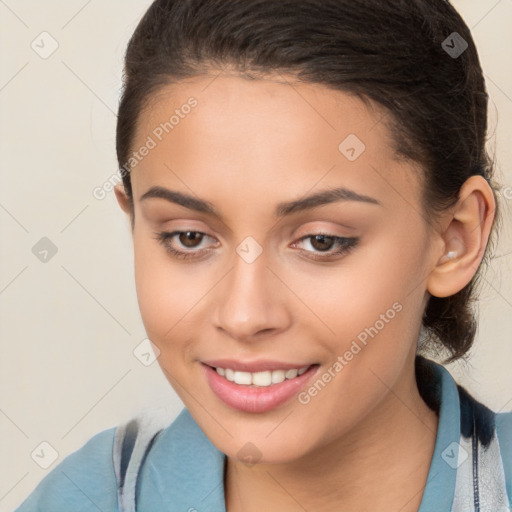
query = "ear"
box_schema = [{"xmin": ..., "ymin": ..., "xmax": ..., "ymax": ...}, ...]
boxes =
[
  {"xmin": 114, "ymin": 183, "xmax": 133, "ymax": 215},
  {"xmin": 426, "ymin": 175, "xmax": 496, "ymax": 298},
  {"xmin": 114, "ymin": 183, "xmax": 135, "ymax": 233}
]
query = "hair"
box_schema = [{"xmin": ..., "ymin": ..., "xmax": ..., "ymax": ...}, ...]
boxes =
[{"xmin": 116, "ymin": 0, "xmax": 501, "ymax": 363}]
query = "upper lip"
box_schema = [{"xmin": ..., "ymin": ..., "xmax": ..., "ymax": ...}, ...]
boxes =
[{"xmin": 202, "ymin": 359, "xmax": 316, "ymax": 372}]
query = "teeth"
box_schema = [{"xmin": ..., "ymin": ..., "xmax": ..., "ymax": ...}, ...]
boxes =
[
  {"xmin": 285, "ymin": 369, "xmax": 298, "ymax": 379},
  {"xmin": 216, "ymin": 365, "xmax": 310, "ymax": 387},
  {"xmin": 271, "ymin": 370, "xmax": 286, "ymax": 384},
  {"xmin": 252, "ymin": 371, "xmax": 272, "ymax": 387},
  {"xmin": 234, "ymin": 371, "xmax": 252, "ymax": 385}
]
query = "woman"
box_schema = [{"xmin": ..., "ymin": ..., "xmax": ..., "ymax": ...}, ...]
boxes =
[{"xmin": 15, "ymin": 0, "xmax": 511, "ymax": 510}]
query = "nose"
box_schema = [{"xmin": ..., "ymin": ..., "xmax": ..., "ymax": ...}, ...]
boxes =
[{"xmin": 213, "ymin": 249, "xmax": 291, "ymax": 342}]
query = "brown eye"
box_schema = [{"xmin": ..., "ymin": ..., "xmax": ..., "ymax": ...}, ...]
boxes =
[
  {"xmin": 293, "ymin": 233, "xmax": 359, "ymax": 261},
  {"xmin": 152, "ymin": 230, "xmax": 215, "ymax": 261},
  {"xmin": 178, "ymin": 231, "xmax": 204, "ymax": 248},
  {"xmin": 309, "ymin": 234, "xmax": 336, "ymax": 252}
]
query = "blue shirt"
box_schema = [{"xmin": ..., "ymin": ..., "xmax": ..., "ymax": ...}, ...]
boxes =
[{"xmin": 14, "ymin": 357, "xmax": 512, "ymax": 511}]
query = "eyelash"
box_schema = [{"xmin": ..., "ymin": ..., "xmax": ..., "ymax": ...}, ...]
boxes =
[{"xmin": 152, "ymin": 230, "xmax": 359, "ymax": 262}]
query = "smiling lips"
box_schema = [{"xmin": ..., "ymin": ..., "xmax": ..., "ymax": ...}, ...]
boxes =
[
  {"xmin": 202, "ymin": 358, "xmax": 316, "ymax": 372},
  {"xmin": 214, "ymin": 365, "xmax": 310, "ymax": 387},
  {"xmin": 201, "ymin": 360, "xmax": 320, "ymax": 413}
]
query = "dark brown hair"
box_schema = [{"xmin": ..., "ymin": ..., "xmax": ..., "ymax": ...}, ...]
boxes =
[{"xmin": 116, "ymin": 0, "xmax": 501, "ymax": 362}]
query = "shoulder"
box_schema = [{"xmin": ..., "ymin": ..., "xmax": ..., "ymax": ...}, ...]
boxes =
[
  {"xmin": 14, "ymin": 427, "xmax": 119, "ymax": 512},
  {"xmin": 496, "ymin": 408, "xmax": 512, "ymax": 441},
  {"xmin": 134, "ymin": 407, "xmax": 226, "ymax": 509},
  {"xmin": 417, "ymin": 356, "xmax": 512, "ymax": 507},
  {"xmin": 496, "ymin": 408, "xmax": 512, "ymax": 500},
  {"xmin": 14, "ymin": 407, "xmax": 221, "ymax": 511}
]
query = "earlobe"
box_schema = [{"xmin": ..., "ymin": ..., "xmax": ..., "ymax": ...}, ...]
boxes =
[{"xmin": 426, "ymin": 176, "xmax": 496, "ymax": 298}]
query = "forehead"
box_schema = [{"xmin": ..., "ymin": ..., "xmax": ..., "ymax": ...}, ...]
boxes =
[{"xmin": 130, "ymin": 73, "xmax": 421, "ymax": 212}]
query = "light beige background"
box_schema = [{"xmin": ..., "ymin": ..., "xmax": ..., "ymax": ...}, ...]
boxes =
[{"xmin": 1, "ymin": 1, "xmax": 511, "ymax": 509}]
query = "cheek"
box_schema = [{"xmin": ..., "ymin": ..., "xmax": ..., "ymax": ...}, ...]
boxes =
[
  {"xmin": 292, "ymin": 254, "xmax": 423, "ymax": 434},
  {"xmin": 132, "ymin": 236, "xmax": 197, "ymax": 346},
  {"xmin": 301, "ymin": 231, "xmax": 427, "ymax": 394},
  {"xmin": 301, "ymin": 236, "xmax": 422, "ymax": 340}
]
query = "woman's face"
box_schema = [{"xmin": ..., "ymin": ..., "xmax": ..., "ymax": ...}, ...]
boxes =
[{"xmin": 116, "ymin": 73, "xmax": 442, "ymax": 464}]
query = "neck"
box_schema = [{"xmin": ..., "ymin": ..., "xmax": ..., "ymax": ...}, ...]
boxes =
[{"xmin": 224, "ymin": 352, "xmax": 439, "ymax": 512}]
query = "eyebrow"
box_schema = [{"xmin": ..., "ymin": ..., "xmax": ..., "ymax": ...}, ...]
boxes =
[{"xmin": 139, "ymin": 185, "xmax": 381, "ymax": 219}]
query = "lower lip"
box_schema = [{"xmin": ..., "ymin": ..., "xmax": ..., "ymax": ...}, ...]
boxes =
[{"xmin": 202, "ymin": 363, "xmax": 319, "ymax": 413}]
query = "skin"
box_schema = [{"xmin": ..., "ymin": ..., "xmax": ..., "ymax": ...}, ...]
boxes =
[{"xmin": 114, "ymin": 72, "xmax": 495, "ymax": 511}]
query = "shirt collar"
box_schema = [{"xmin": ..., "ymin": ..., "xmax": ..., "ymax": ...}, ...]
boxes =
[
  {"xmin": 418, "ymin": 357, "xmax": 461, "ymax": 511},
  {"xmin": 138, "ymin": 406, "xmax": 227, "ymax": 510}
]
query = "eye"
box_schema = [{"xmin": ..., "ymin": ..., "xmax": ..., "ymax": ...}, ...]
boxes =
[
  {"xmin": 292, "ymin": 233, "xmax": 359, "ymax": 261},
  {"xmin": 152, "ymin": 230, "xmax": 216, "ymax": 260},
  {"xmin": 153, "ymin": 230, "xmax": 359, "ymax": 262}
]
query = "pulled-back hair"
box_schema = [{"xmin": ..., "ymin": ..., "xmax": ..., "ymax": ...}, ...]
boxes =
[{"xmin": 116, "ymin": 0, "xmax": 501, "ymax": 362}]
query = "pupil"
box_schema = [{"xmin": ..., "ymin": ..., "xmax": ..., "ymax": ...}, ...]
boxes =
[
  {"xmin": 312, "ymin": 235, "xmax": 334, "ymax": 251},
  {"xmin": 180, "ymin": 231, "xmax": 202, "ymax": 248}
]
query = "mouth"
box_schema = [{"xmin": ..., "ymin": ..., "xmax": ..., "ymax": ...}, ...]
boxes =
[
  {"xmin": 201, "ymin": 362, "xmax": 321, "ymax": 413},
  {"xmin": 204, "ymin": 363, "xmax": 315, "ymax": 387}
]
